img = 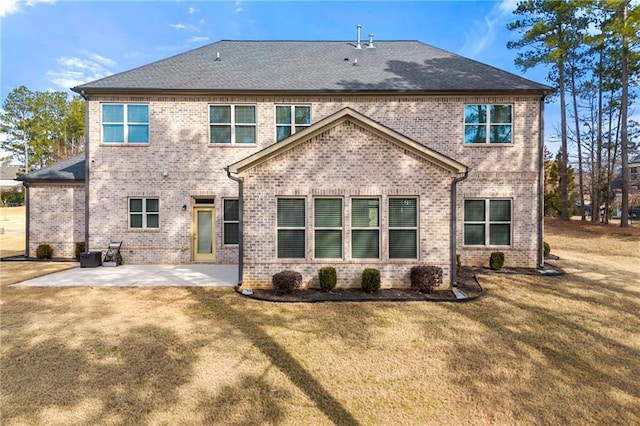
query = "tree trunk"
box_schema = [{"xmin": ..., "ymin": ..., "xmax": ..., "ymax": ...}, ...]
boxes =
[
  {"xmin": 559, "ymin": 56, "xmax": 570, "ymax": 221},
  {"xmin": 620, "ymin": 1, "xmax": 630, "ymax": 227},
  {"xmin": 570, "ymin": 68, "xmax": 585, "ymax": 221}
]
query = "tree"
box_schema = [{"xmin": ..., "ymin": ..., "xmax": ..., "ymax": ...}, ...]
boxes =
[
  {"xmin": 545, "ymin": 147, "xmax": 578, "ymax": 216},
  {"xmin": 508, "ymin": 0, "xmax": 589, "ymax": 221},
  {"xmin": 0, "ymin": 87, "xmax": 85, "ymax": 172},
  {"xmin": 0, "ymin": 86, "xmax": 34, "ymax": 173}
]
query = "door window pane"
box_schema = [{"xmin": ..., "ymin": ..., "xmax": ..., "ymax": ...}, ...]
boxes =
[{"xmin": 197, "ymin": 210, "xmax": 213, "ymax": 254}]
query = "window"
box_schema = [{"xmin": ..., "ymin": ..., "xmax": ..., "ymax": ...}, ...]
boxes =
[
  {"xmin": 388, "ymin": 198, "xmax": 418, "ymax": 259},
  {"xmin": 351, "ymin": 198, "xmax": 380, "ymax": 259},
  {"xmin": 223, "ymin": 199, "xmax": 239, "ymax": 245},
  {"xmin": 631, "ymin": 167, "xmax": 638, "ymax": 182},
  {"xmin": 276, "ymin": 105, "xmax": 311, "ymax": 141},
  {"xmin": 464, "ymin": 199, "xmax": 511, "ymax": 246},
  {"xmin": 277, "ymin": 198, "xmax": 305, "ymax": 258},
  {"xmin": 464, "ymin": 104, "xmax": 512, "ymax": 144},
  {"xmin": 129, "ymin": 198, "xmax": 159, "ymax": 229},
  {"xmin": 210, "ymin": 105, "xmax": 256, "ymax": 144},
  {"xmin": 102, "ymin": 104, "xmax": 149, "ymax": 144},
  {"xmin": 314, "ymin": 198, "xmax": 342, "ymax": 258}
]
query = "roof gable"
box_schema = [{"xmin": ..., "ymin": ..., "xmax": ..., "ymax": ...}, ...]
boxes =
[
  {"xmin": 228, "ymin": 107, "xmax": 467, "ymax": 175},
  {"xmin": 73, "ymin": 41, "xmax": 551, "ymax": 94}
]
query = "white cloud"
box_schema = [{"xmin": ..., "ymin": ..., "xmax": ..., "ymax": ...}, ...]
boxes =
[
  {"xmin": 187, "ymin": 36, "xmax": 209, "ymax": 44},
  {"xmin": 188, "ymin": 6, "xmax": 198, "ymax": 15},
  {"xmin": 460, "ymin": 0, "xmax": 515, "ymax": 59},
  {"xmin": 47, "ymin": 51, "xmax": 116, "ymax": 89},
  {"xmin": 170, "ymin": 22, "xmax": 199, "ymax": 32},
  {"xmin": 234, "ymin": 1, "xmax": 243, "ymax": 13},
  {"xmin": 0, "ymin": 0, "xmax": 55, "ymax": 17}
]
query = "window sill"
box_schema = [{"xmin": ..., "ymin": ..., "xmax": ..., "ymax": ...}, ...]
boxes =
[
  {"xmin": 209, "ymin": 144, "xmax": 258, "ymax": 148},
  {"xmin": 463, "ymin": 143, "xmax": 514, "ymax": 147},
  {"xmin": 100, "ymin": 143, "xmax": 150, "ymax": 147}
]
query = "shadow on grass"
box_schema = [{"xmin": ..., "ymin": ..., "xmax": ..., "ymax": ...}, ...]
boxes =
[
  {"xmin": 186, "ymin": 287, "xmax": 361, "ymax": 426},
  {"xmin": 439, "ymin": 273, "xmax": 640, "ymax": 424},
  {"xmin": 1, "ymin": 324, "xmax": 195, "ymax": 424}
]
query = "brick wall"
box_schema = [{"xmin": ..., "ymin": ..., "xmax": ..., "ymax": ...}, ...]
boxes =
[
  {"xmin": 85, "ymin": 94, "xmax": 541, "ymax": 269},
  {"xmin": 28, "ymin": 183, "xmax": 85, "ymax": 258}
]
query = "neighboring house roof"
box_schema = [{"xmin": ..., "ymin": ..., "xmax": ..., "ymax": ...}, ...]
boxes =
[
  {"xmin": 72, "ymin": 40, "xmax": 552, "ymax": 95},
  {"xmin": 228, "ymin": 107, "xmax": 467, "ymax": 175},
  {"xmin": 16, "ymin": 155, "xmax": 85, "ymax": 183}
]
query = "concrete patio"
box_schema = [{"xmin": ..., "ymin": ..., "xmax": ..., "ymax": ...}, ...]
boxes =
[{"xmin": 12, "ymin": 264, "xmax": 238, "ymax": 287}]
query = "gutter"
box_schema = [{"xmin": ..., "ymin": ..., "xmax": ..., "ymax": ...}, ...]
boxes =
[
  {"xmin": 450, "ymin": 168, "xmax": 469, "ymax": 287},
  {"xmin": 224, "ymin": 166, "xmax": 244, "ymax": 287},
  {"xmin": 24, "ymin": 182, "xmax": 30, "ymax": 257}
]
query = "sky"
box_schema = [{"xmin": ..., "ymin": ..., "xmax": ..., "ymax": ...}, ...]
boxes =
[{"xmin": 1, "ymin": 0, "xmax": 562, "ymax": 150}]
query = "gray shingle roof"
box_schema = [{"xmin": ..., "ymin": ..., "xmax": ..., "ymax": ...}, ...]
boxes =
[
  {"xmin": 73, "ymin": 41, "xmax": 551, "ymax": 94},
  {"xmin": 16, "ymin": 155, "xmax": 85, "ymax": 182}
]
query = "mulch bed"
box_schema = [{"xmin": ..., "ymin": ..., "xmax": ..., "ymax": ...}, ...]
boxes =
[{"xmin": 239, "ymin": 263, "xmax": 564, "ymax": 303}]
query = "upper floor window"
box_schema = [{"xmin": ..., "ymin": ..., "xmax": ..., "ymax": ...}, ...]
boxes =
[
  {"xmin": 276, "ymin": 105, "xmax": 311, "ymax": 141},
  {"xmin": 464, "ymin": 199, "xmax": 511, "ymax": 246},
  {"xmin": 210, "ymin": 105, "xmax": 256, "ymax": 144},
  {"xmin": 631, "ymin": 167, "xmax": 638, "ymax": 182},
  {"xmin": 129, "ymin": 198, "xmax": 159, "ymax": 229},
  {"xmin": 102, "ymin": 104, "xmax": 149, "ymax": 144},
  {"xmin": 464, "ymin": 104, "xmax": 512, "ymax": 144}
]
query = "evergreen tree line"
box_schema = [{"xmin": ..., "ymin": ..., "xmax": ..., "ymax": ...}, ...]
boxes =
[
  {"xmin": 508, "ymin": 0, "xmax": 639, "ymax": 226},
  {"xmin": 0, "ymin": 86, "xmax": 84, "ymax": 174}
]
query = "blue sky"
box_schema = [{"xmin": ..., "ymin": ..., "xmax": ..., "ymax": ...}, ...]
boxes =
[{"xmin": 1, "ymin": 0, "xmax": 561, "ymax": 148}]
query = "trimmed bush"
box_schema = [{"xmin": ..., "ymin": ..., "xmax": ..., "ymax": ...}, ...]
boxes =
[
  {"xmin": 456, "ymin": 254, "xmax": 462, "ymax": 274},
  {"xmin": 543, "ymin": 241, "xmax": 551, "ymax": 258},
  {"xmin": 272, "ymin": 270, "xmax": 303, "ymax": 295},
  {"xmin": 490, "ymin": 252, "xmax": 505, "ymax": 270},
  {"xmin": 35, "ymin": 244, "xmax": 54, "ymax": 260},
  {"xmin": 74, "ymin": 241, "xmax": 86, "ymax": 260},
  {"xmin": 410, "ymin": 265, "xmax": 443, "ymax": 293},
  {"xmin": 318, "ymin": 266, "xmax": 337, "ymax": 292},
  {"xmin": 361, "ymin": 268, "xmax": 381, "ymax": 293}
]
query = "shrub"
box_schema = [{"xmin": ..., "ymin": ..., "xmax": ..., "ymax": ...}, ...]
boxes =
[
  {"xmin": 35, "ymin": 244, "xmax": 54, "ymax": 260},
  {"xmin": 318, "ymin": 266, "xmax": 337, "ymax": 292},
  {"xmin": 272, "ymin": 270, "xmax": 303, "ymax": 295},
  {"xmin": 410, "ymin": 265, "xmax": 443, "ymax": 293},
  {"xmin": 361, "ymin": 268, "xmax": 381, "ymax": 293},
  {"xmin": 74, "ymin": 241, "xmax": 86, "ymax": 260},
  {"xmin": 543, "ymin": 241, "xmax": 551, "ymax": 258},
  {"xmin": 490, "ymin": 252, "xmax": 505, "ymax": 270},
  {"xmin": 456, "ymin": 254, "xmax": 462, "ymax": 274}
]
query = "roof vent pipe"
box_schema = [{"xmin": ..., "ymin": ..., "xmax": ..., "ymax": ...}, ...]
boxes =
[
  {"xmin": 215, "ymin": 51, "xmax": 221, "ymax": 61},
  {"xmin": 368, "ymin": 33, "xmax": 375, "ymax": 48},
  {"xmin": 355, "ymin": 24, "xmax": 362, "ymax": 49}
]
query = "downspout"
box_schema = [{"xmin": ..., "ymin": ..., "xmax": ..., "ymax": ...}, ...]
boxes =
[
  {"xmin": 538, "ymin": 95, "xmax": 546, "ymax": 268},
  {"xmin": 450, "ymin": 168, "xmax": 469, "ymax": 287},
  {"xmin": 80, "ymin": 90, "xmax": 90, "ymax": 255},
  {"xmin": 224, "ymin": 166, "xmax": 243, "ymax": 287},
  {"xmin": 24, "ymin": 182, "xmax": 30, "ymax": 257}
]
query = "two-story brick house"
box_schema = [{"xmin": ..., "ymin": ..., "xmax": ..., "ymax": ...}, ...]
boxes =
[{"xmin": 20, "ymin": 38, "xmax": 551, "ymax": 289}]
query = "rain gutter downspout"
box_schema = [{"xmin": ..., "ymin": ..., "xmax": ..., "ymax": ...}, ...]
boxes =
[
  {"xmin": 24, "ymin": 182, "xmax": 30, "ymax": 257},
  {"xmin": 80, "ymin": 90, "xmax": 90, "ymax": 255},
  {"xmin": 225, "ymin": 167, "xmax": 243, "ymax": 287},
  {"xmin": 451, "ymin": 168, "xmax": 469, "ymax": 287},
  {"xmin": 538, "ymin": 95, "xmax": 546, "ymax": 268}
]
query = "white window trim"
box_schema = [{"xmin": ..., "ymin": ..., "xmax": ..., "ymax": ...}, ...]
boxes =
[
  {"xmin": 275, "ymin": 105, "xmax": 311, "ymax": 141},
  {"xmin": 463, "ymin": 104, "xmax": 513, "ymax": 145},
  {"xmin": 463, "ymin": 198, "xmax": 512, "ymax": 247},
  {"xmin": 128, "ymin": 197, "xmax": 159, "ymax": 229},
  {"xmin": 313, "ymin": 197, "xmax": 343, "ymax": 260},
  {"xmin": 351, "ymin": 197, "xmax": 381, "ymax": 260},
  {"xmin": 276, "ymin": 197, "xmax": 306, "ymax": 259},
  {"xmin": 223, "ymin": 198, "xmax": 239, "ymax": 246},
  {"xmin": 388, "ymin": 197, "xmax": 419, "ymax": 259},
  {"xmin": 101, "ymin": 103, "xmax": 149, "ymax": 145},
  {"xmin": 209, "ymin": 104, "xmax": 257, "ymax": 145}
]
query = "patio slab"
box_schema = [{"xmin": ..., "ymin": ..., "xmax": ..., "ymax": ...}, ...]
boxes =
[{"xmin": 12, "ymin": 264, "xmax": 238, "ymax": 287}]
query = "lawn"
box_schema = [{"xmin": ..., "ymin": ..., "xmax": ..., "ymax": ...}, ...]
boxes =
[{"xmin": 1, "ymin": 219, "xmax": 639, "ymax": 425}]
